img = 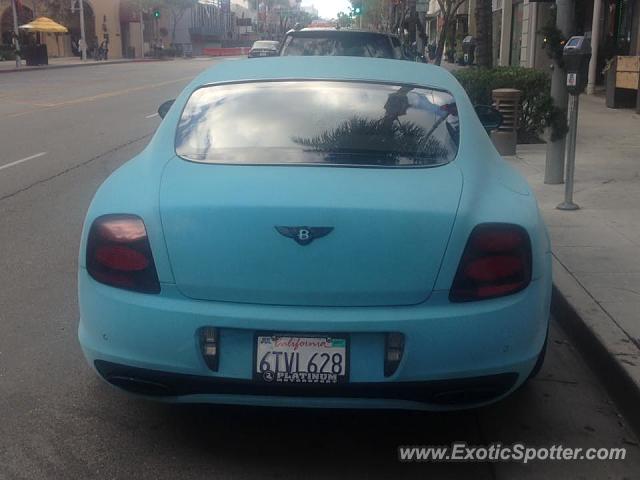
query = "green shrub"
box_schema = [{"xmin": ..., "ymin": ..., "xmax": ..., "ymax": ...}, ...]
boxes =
[
  {"xmin": 453, "ymin": 66, "xmax": 566, "ymax": 143},
  {"xmin": 0, "ymin": 45, "xmax": 17, "ymax": 61}
]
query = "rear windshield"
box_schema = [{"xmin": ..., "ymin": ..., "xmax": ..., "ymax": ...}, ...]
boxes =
[
  {"xmin": 253, "ymin": 41, "xmax": 278, "ymax": 49},
  {"xmin": 175, "ymin": 81, "xmax": 459, "ymax": 167},
  {"xmin": 281, "ymin": 33, "xmax": 396, "ymax": 59}
]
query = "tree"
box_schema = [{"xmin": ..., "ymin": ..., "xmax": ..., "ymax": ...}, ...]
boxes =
[
  {"xmin": 125, "ymin": 0, "xmax": 195, "ymax": 45},
  {"xmin": 350, "ymin": 0, "xmax": 388, "ymax": 31},
  {"xmin": 433, "ymin": 0, "xmax": 466, "ymax": 66},
  {"xmin": 296, "ymin": 10, "xmax": 318, "ymax": 27},
  {"xmin": 474, "ymin": 0, "xmax": 492, "ymax": 67},
  {"xmin": 337, "ymin": 11, "xmax": 353, "ymax": 28},
  {"xmin": 391, "ymin": 0, "xmax": 409, "ymax": 41},
  {"xmin": 163, "ymin": 0, "xmax": 197, "ymax": 44}
]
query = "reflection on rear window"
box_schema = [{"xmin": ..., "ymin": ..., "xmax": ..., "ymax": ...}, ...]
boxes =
[
  {"xmin": 281, "ymin": 33, "xmax": 395, "ymax": 58},
  {"xmin": 176, "ymin": 81, "xmax": 459, "ymax": 167}
]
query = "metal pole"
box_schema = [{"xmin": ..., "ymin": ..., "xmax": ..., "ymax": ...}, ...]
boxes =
[
  {"xmin": 586, "ymin": 0, "xmax": 602, "ymax": 95},
  {"xmin": 11, "ymin": 0, "xmax": 21, "ymax": 69},
  {"xmin": 544, "ymin": 0, "xmax": 575, "ymax": 184},
  {"xmin": 417, "ymin": 11, "xmax": 425, "ymax": 55},
  {"xmin": 140, "ymin": 9, "xmax": 145, "ymax": 59},
  {"xmin": 527, "ymin": 2, "xmax": 537, "ymax": 68},
  {"xmin": 79, "ymin": 0, "xmax": 87, "ymax": 61},
  {"xmin": 557, "ymin": 93, "xmax": 580, "ymax": 210},
  {"xmin": 498, "ymin": 0, "xmax": 512, "ymax": 66}
]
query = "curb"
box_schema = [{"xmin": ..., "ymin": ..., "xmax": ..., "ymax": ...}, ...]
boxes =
[
  {"xmin": 0, "ymin": 58, "xmax": 166, "ymax": 74},
  {"xmin": 551, "ymin": 255, "xmax": 640, "ymax": 436}
]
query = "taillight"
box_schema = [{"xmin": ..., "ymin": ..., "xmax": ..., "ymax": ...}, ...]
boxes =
[
  {"xmin": 440, "ymin": 103, "xmax": 458, "ymax": 116},
  {"xmin": 449, "ymin": 224, "xmax": 532, "ymax": 302},
  {"xmin": 86, "ymin": 214, "xmax": 160, "ymax": 293}
]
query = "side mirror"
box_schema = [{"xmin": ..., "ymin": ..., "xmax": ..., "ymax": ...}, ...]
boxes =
[
  {"xmin": 475, "ymin": 105, "xmax": 503, "ymax": 132},
  {"xmin": 158, "ymin": 99, "xmax": 175, "ymax": 119}
]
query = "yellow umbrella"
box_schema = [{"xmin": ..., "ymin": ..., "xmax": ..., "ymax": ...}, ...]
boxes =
[{"xmin": 19, "ymin": 17, "xmax": 68, "ymax": 33}]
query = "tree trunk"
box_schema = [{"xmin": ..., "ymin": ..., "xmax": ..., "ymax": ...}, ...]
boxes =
[
  {"xmin": 434, "ymin": 5, "xmax": 453, "ymax": 66},
  {"xmin": 474, "ymin": 0, "xmax": 493, "ymax": 68},
  {"xmin": 171, "ymin": 13, "xmax": 177, "ymax": 44},
  {"xmin": 434, "ymin": 19, "xmax": 447, "ymax": 66},
  {"xmin": 446, "ymin": 16, "xmax": 456, "ymax": 62}
]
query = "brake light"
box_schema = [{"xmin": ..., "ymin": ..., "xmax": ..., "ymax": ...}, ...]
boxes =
[
  {"xmin": 449, "ymin": 224, "xmax": 531, "ymax": 302},
  {"xmin": 440, "ymin": 103, "xmax": 458, "ymax": 116},
  {"xmin": 86, "ymin": 214, "xmax": 160, "ymax": 293}
]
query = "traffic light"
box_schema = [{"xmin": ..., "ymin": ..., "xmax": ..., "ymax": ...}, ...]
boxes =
[
  {"xmin": 352, "ymin": 1, "xmax": 362, "ymax": 16},
  {"xmin": 153, "ymin": 9, "xmax": 161, "ymax": 19}
]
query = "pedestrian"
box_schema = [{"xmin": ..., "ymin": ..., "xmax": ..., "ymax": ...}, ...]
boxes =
[
  {"xmin": 71, "ymin": 36, "xmax": 79, "ymax": 56},
  {"xmin": 103, "ymin": 34, "xmax": 110, "ymax": 60},
  {"xmin": 78, "ymin": 37, "xmax": 86, "ymax": 58},
  {"xmin": 90, "ymin": 36, "xmax": 99, "ymax": 59}
]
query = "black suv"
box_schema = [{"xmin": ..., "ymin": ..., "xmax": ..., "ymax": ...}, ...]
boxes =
[{"xmin": 280, "ymin": 28, "xmax": 413, "ymax": 60}]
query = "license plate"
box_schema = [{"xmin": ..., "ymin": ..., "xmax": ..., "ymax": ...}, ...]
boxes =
[
  {"xmin": 259, "ymin": 52, "xmax": 267, "ymax": 56},
  {"xmin": 255, "ymin": 334, "xmax": 348, "ymax": 384}
]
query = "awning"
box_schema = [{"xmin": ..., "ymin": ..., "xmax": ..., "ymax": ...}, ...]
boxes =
[{"xmin": 19, "ymin": 17, "xmax": 68, "ymax": 33}]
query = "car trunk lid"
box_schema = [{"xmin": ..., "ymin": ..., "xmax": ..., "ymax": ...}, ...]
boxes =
[{"xmin": 159, "ymin": 158, "xmax": 462, "ymax": 306}]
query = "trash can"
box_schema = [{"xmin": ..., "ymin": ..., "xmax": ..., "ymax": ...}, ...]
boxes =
[
  {"xmin": 36, "ymin": 44, "xmax": 48, "ymax": 65},
  {"xmin": 23, "ymin": 44, "xmax": 48, "ymax": 66},
  {"xmin": 23, "ymin": 45, "xmax": 37, "ymax": 66},
  {"xmin": 462, "ymin": 36, "xmax": 476, "ymax": 65},
  {"xmin": 490, "ymin": 88, "xmax": 521, "ymax": 156}
]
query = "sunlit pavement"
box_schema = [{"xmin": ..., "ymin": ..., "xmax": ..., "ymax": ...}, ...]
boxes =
[{"xmin": 0, "ymin": 59, "xmax": 639, "ymax": 479}]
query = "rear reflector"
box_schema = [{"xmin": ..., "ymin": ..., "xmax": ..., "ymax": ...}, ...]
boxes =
[
  {"xmin": 86, "ymin": 214, "xmax": 160, "ymax": 293},
  {"xmin": 384, "ymin": 333, "xmax": 405, "ymax": 377},
  {"xmin": 449, "ymin": 224, "xmax": 532, "ymax": 302},
  {"xmin": 200, "ymin": 327, "xmax": 219, "ymax": 371}
]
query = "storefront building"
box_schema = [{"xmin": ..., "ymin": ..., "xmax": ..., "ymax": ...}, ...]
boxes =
[
  {"xmin": 0, "ymin": 0, "xmax": 174, "ymax": 60},
  {"xmin": 492, "ymin": 0, "xmax": 639, "ymax": 90}
]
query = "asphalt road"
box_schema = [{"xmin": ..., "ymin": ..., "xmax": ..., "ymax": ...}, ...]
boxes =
[{"xmin": 1, "ymin": 59, "xmax": 640, "ymax": 480}]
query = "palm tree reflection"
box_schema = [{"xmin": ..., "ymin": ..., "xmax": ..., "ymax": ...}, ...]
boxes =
[{"xmin": 292, "ymin": 87, "xmax": 456, "ymax": 166}]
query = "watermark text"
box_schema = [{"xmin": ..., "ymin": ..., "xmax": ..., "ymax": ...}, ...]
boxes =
[{"xmin": 398, "ymin": 443, "xmax": 627, "ymax": 464}]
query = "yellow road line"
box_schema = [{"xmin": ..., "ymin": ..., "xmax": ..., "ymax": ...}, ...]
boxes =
[
  {"xmin": 2, "ymin": 98, "xmax": 53, "ymax": 107},
  {"xmin": 7, "ymin": 76, "xmax": 192, "ymax": 118}
]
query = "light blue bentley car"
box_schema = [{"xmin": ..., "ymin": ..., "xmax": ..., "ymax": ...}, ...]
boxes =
[{"xmin": 78, "ymin": 57, "xmax": 551, "ymax": 410}]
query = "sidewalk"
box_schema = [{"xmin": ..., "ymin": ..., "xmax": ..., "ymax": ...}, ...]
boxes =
[
  {"xmin": 505, "ymin": 94, "xmax": 640, "ymax": 429},
  {"xmin": 0, "ymin": 56, "xmax": 161, "ymax": 73}
]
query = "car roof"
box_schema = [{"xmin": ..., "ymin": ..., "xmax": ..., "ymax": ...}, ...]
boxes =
[
  {"xmin": 189, "ymin": 56, "xmax": 461, "ymax": 96},
  {"xmin": 252, "ymin": 40, "xmax": 279, "ymax": 46},
  {"xmin": 287, "ymin": 28, "xmax": 396, "ymax": 37}
]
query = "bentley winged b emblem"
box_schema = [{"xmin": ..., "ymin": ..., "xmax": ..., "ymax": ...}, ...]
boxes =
[{"xmin": 275, "ymin": 226, "xmax": 334, "ymax": 246}]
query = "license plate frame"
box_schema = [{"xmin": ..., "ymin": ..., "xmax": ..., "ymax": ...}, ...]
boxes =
[{"xmin": 253, "ymin": 332, "xmax": 350, "ymax": 385}]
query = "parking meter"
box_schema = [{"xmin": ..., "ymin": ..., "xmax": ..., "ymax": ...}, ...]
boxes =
[
  {"xmin": 557, "ymin": 36, "xmax": 592, "ymax": 211},
  {"xmin": 462, "ymin": 36, "xmax": 476, "ymax": 66},
  {"xmin": 563, "ymin": 36, "xmax": 591, "ymax": 95}
]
